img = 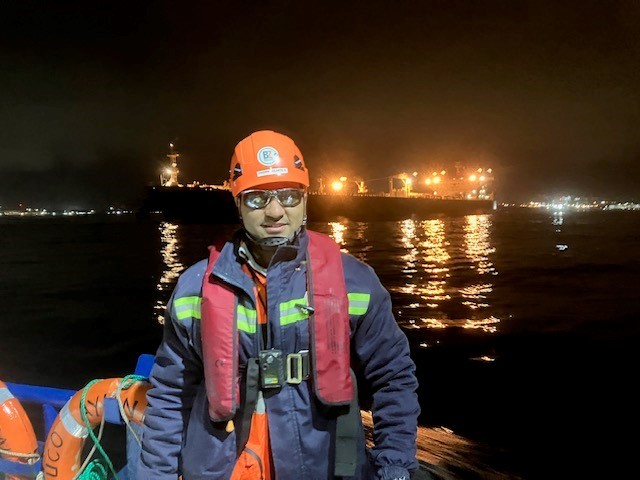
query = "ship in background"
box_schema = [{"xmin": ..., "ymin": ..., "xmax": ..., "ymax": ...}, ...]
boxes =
[{"xmin": 138, "ymin": 144, "xmax": 497, "ymax": 223}]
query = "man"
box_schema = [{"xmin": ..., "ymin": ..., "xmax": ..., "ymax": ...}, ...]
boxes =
[{"xmin": 138, "ymin": 130, "xmax": 420, "ymax": 479}]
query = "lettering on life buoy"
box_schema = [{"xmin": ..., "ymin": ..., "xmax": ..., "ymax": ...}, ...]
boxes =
[{"xmin": 42, "ymin": 378, "xmax": 149, "ymax": 480}]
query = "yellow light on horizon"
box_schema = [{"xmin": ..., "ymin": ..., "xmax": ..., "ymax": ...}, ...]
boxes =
[
  {"xmin": 433, "ymin": 176, "xmax": 441, "ymax": 184},
  {"xmin": 469, "ymin": 174, "xmax": 477, "ymax": 182},
  {"xmin": 332, "ymin": 181, "xmax": 344, "ymax": 191},
  {"xmin": 339, "ymin": 176, "xmax": 348, "ymax": 182},
  {"xmin": 425, "ymin": 178, "xmax": 432, "ymax": 185}
]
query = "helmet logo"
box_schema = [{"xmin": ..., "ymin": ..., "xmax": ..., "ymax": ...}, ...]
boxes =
[
  {"xmin": 257, "ymin": 146, "xmax": 279, "ymax": 166},
  {"xmin": 232, "ymin": 162, "xmax": 243, "ymax": 180},
  {"xmin": 293, "ymin": 155, "xmax": 305, "ymax": 171}
]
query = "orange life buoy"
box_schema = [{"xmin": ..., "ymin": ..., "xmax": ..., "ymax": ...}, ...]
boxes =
[
  {"xmin": 0, "ymin": 380, "xmax": 39, "ymax": 480},
  {"xmin": 41, "ymin": 377, "xmax": 149, "ymax": 480}
]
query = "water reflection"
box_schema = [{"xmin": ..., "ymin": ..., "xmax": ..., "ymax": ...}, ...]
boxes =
[
  {"xmin": 392, "ymin": 215, "xmax": 499, "ymax": 334},
  {"xmin": 328, "ymin": 220, "xmax": 372, "ymax": 261},
  {"xmin": 396, "ymin": 219, "xmax": 452, "ymax": 320},
  {"xmin": 460, "ymin": 215, "xmax": 499, "ymax": 333},
  {"xmin": 552, "ymin": 210, "xmax": 563, "ymax": 228},
  {"xmin": 464, "ymin": 215, "xmax": 496, "ymax": 275},
  {"xmin": 155, "ymin": 222, "xmax": 185, "ymax": 324},
  {"xmin": 324, "ymin": 216, "xmax": 500, "ymax": 334},
  {"xmin": 553, "ymin": 211, "xmax": 568, "ymax": 251},
  {"xmin": 328, "ymin": 222, "xmax": 348, "ymax": 252}
]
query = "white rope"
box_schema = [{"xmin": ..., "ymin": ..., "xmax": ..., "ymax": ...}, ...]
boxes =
[
  {"xmin": 116, "ymin": 378, "xmax": 142, "ymax": 447},
  {"xmin": 0, "ymin": 447, "xmax": 40, "ymax": 463},
  {"xmin": 72, "ymin": 412, "xmax": 106, "ymax": 480}
]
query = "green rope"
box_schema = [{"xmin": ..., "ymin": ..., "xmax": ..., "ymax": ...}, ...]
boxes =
[
  {"xmin": 76, "ymin": 375, "xmax": 149, "ymax": 480},
  {"xmin": 77, "ymin": 458, "xmax": 108, "ymax": 480},
  {"xmin": 79, "ymin": 379, "xmax": 120, "ymax": 480},
  {"xmin": 121, "ymin": 374, "xmax": 147, "ymax": 388}
]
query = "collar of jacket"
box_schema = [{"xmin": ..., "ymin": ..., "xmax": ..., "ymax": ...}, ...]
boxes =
[
  {"xmin": 211, "ymin": 229, "xmax": 310, "ymax": 292},
  {"xmin": 237, "ymin": 241, "xmax": 267, "ymax": 276}
]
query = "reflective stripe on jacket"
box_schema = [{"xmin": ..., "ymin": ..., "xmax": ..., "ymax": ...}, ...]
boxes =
[{"xmin": 138, "ymin": 229, "xmax": 420, "ymax": 480}]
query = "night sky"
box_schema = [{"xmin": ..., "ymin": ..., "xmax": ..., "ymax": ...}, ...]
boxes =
[{"xmin": 1, "ymin": 0, "xmax": 639, "ymax": 209}]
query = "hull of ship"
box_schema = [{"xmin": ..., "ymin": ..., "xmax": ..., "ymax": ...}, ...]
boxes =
[
  {"xmin": 307, "ymin": 193, "xmax": 496, "ymax": 221},
  {"xmin": 138, "ymin": 187, "xmax": 496, "ymax": 224}
]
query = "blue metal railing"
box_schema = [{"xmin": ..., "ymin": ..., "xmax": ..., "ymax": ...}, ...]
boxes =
[{"xmin": 1, "ymin": 353, "xmax": 154, "ymax": 479}]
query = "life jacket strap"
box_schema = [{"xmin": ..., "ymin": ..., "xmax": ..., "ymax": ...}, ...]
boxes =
[
  {"xmin": 234, "ymin": 358, "xmax": 260, "ymax": 457},
  {"xmin": 334, "ymin": 369, "xmax": 359, "ymax": 478}
]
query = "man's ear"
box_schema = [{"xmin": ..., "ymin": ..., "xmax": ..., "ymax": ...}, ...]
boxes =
[
  {"xmin": 235, "ymin": 197, "xmax": 242, "ymax": 221},
  {"xmin": 302, "ymin": 194, "xmax": 308, "ymax": 226}
]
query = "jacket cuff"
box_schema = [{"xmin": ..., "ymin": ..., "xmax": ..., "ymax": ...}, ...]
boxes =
[{"xmin": 379, "ymin": 465, "xmax": 411, "ymax": 480}]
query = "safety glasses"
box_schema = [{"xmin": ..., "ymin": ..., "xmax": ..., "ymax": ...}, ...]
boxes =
[{"xmin": 241, "ymin": 188, "xmax": 305, "ymax": 210}]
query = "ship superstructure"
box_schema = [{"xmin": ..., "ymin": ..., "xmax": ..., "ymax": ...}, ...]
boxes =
[
  {"xmin": 160, "ymin": 143, "xmax": 181, "ymax": 187},
  {"xmin": 138, "ymin": 144, "xmax": 497, "ymax": 223},
  {"xmin": 316, "ymin": 163, "xmax": 494, "ymax": 201}
]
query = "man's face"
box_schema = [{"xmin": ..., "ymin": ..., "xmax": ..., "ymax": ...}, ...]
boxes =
[{"xmin": 238, "ymin": 182, "xmax": 307, "ymax": 241}]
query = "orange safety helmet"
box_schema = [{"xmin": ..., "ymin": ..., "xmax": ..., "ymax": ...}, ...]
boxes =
[{"xmin": 229, "ymin": 130, "xmax": 309, "ymax": 197}]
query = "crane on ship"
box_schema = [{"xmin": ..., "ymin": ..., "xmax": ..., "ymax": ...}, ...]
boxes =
[
  {"xmin": 160, "ymin": 143, "xmax": 181, "ymax": 187},
  {"xmin": 317, "ymin": 176, "xmax": 368, "ymax": 194}
]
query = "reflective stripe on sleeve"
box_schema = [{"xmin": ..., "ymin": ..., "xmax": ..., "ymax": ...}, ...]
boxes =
[
  {"xmin": 348, "ymin": 292, "xmax": 370, "ymax": 315},
  {"xmin": 174, "ymin": 296, "xmax": 202, "ymax": 320}
]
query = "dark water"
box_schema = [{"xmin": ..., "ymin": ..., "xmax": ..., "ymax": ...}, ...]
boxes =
[{"xmin": 1, "ymin": 209, "xmax": 639, "ymax": 479}]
